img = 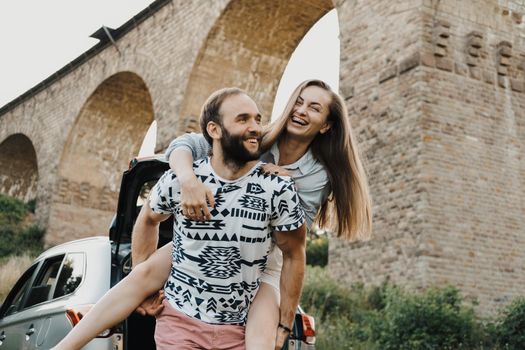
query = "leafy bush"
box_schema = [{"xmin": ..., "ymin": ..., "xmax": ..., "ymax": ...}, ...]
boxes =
[
  {"xmin": 306, "ymin": 235, "xmax": 328, "ymax": 267},
  {"xmin": 301, "ymin": 267, "xmax": 370, "ymax": 349},
  {"xmin": 315, "ymin": 315, "xmax": 381, "ymax": 350},
  {"xmin": 372, "ymin": 286, "xmax": 480, "ymax": 349},
  {"xmin": 495, "ymin": 297, "xmax": 525, "ymax": 349},
  {"xmin": 0, "ymin": 193, "xmax": 29, "ymax": 225},
  {"xmin": 0, "ymin": 194, "xmax": 44, "ymax": 259},
  {"xmin": 301, "ymin": 267, "xmax": 389, "ymax": 349},
  {"xmin": 300, "ymin": 266, "xmax": 501, "ymax": 350},
  {"xmin": 301, "ymin": 266, "xmax": 355, "ymax": 320}
]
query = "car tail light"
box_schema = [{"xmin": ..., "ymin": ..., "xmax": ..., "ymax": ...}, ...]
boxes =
[
  {"xmin": 300, "ymin": 313, "xmax": 316, "ymax": 344},
  {"xmin": 66, "ymin": 305, "xmax": 115, "ymax": 338}
]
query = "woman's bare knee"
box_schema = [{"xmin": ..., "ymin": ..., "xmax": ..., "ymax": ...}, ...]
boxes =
[{"xmin": 128, "ymin": 243, "xmax": 172, "ymax": 293}]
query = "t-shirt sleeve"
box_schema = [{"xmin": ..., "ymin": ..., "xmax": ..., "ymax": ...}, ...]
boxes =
[
  {"xmin": 164, "ymin": 132, "xmax": 211, "ymax": 162},
  {"xmin": 270, "ymin": 177, "xmax": 306, "ymax": 232},
  {"xmin": 296, "ymin": 168, "xmax": 330, "ymax": 227},
  {"xmin": 148, "ymin": 170, "xmax": 179, "ymax": 215}
]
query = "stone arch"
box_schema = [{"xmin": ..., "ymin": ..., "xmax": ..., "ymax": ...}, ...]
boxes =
[
  {"xmin": 0, "ymin": 133, "xmax": 38, "ymax": 202},
  {"xmin": 178, "ymin": 0, "xmax": 336, "ymax": 130},
  {"xmin": 46, "ymin": 71, "xmax": 154, "ymax": 245}
]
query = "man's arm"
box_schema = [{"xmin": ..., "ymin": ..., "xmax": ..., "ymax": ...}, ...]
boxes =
[
  {"xmin": 273, "ymin": 224, "xmax": 307, "ymax": 348},
  {"xmin": 131, "ymin": 201, "xmax": 170, "ymax": 267}
]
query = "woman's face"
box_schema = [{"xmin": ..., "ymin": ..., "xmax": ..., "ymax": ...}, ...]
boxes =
[{"xmin": 286, "ymin": 85, "xmax": 332, "ymax": 141}]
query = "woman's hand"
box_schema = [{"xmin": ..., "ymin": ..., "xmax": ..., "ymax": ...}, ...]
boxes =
[
  {"xmin": 180, "ymin": 177, "xmax": 215, "ymax": 221},
  {"xmin": 261, "ymin": 163, "xmax": 290, "ymax": 177}
]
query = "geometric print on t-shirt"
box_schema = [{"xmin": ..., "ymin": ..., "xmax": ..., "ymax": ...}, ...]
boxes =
[
  {"xmin": 149, "ymin": 157, "xmax": 305, "ymax": 325},
  {"xmin": 195, "ymin": 246, "xmax": 241, "ymax": 279},
  {"xmin": 238, "ymin": 194, "xmax": 267, "ymax": 212}
]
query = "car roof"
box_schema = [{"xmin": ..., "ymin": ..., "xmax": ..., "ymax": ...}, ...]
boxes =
[{"xmin": 36, "ymin": 236, "xmax": 109, "ymax": 260}]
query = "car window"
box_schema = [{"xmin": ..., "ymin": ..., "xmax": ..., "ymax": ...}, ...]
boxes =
[
  {"xmin": 53, "ymin": 253, "xmax": 85, "ymax": 298},
  {"xmin": 1, "ymin": 264, "xmax": 38, "ymax": 317},
  {"xmin": 25, "ymin": 255, "xmax": 65, "ymax": 308}
]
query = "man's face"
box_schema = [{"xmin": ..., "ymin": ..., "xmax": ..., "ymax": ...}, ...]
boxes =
[{"xmin": 217, "ymin": 94, "xmax": 263, "ymax": 167}]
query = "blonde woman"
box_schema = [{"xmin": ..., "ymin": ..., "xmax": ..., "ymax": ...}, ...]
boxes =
[{"xmin": 54, "ymin": 80, "xmax": 372, "ymax": 350}]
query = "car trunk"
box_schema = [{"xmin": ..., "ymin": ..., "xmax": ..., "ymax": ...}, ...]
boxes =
[{"xmin": 109, "ymin": 156, "xmax": 173, "ymax": 350}]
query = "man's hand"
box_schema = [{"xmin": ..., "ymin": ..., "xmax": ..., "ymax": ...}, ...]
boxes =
[
  {"xmin": 135, "ymin": 290, "xmax": 165, "ymax": 316},
  {"xmin": 180, "ymin": 177, "xmax": 215, "ymax": 221},
  {"xmin": 274, "ymin": 325, "xmax": 291, "ymax": 349},
  {"xmin": 262, "ymin": 163, "xmax": 290, "ymax": 177}
]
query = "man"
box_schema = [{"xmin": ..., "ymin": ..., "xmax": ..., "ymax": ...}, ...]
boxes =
[{"xmin": 132, "ymin": 88, "xmax": 306, "ymax": 349}]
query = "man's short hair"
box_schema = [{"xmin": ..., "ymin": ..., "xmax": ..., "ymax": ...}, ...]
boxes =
[{"xmin": 200, "ymin": 87, "xmax": 246, "ymax": 145}]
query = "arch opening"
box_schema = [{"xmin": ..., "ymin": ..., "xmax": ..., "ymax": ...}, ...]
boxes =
[
  {"xmin": 0, "ymin": 134, "xmax": 38, "ymax": 202},
  {"xmin": 177, "ymin": 0, "xmax": 336, "ymax": 133},
  {"xmin": 271, "ymin": 9, "xmax": 340, "ymax": 120},
  {"xmin": 48, "ymin": 71, "xmax": 154, "ymax": 244}
]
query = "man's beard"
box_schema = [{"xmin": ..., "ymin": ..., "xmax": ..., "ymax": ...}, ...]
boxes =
[{"xmin": 220, "ymin": 128, "xmax": 261, "ymax": 170}]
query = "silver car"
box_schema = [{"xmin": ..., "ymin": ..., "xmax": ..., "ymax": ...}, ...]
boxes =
[
  {"xmin": 0, "ymin": 237, "xmax": 122, "ymax": 349},
  {"xmin": 0, "ymin": 156, "xmax": 316, "ymax": 349}
]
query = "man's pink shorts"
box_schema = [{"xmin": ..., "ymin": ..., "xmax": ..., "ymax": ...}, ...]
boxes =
[{"xmin": 155, "ymin": 299, "xmax": 245, "ymax": 350}]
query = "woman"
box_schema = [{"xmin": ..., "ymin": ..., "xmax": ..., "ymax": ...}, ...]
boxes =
[{"xmin": 54, "ymin": 79, "xmax": 372, "ymax": 350}]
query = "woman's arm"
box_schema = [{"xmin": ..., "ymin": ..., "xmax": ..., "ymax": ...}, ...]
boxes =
[
  {"xmin": 166, "ymin": 133, "xmax": 215, "ymax": 221},
  {"xmin": 165, "ymin": 132, "xmax": 211, "ymax": 162}
]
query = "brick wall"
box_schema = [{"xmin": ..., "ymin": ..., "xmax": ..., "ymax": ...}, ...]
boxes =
[{"xmin": 330, "ymin": 0, "xmax": 525, "ymax": 317}]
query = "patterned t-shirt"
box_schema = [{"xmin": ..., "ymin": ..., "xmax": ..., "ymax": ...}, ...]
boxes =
[{"xmin": 148, "ymin": 158, "xmax": 305, "ymax": 324}]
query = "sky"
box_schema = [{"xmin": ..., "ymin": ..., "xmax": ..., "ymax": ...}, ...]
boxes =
[{"xmin": 0, "ymin": 1, "xmax": 339, "ymax": 153}]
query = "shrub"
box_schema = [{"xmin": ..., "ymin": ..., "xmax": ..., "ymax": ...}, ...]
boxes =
[
  {"xmin": 0, "ymin": 194, "xmax": 44, "ymax": 259},
  {"xmin": 300, "ymin": 267, "xmax": 496, "ymax": 349},
  {"xmin": 0, "ymin": 224, "xmax": 45, "ymax": 258},
  {"xmin": 371, "ymin": 286, "xmax": 480, "ymax": 350},
  {"xmin": 301, "ymin": 266, "xmax": 355, "ymax": 320},
  {"xmin": 0, "ymin": 193, "xmax": 28, "ymax": 225},
  {"xmin": 306, "ymin": 235, "xmax": 328, "ymax": 267},
  {"xmin": 301, "ymin": 266, "xmax": 390, "ymax": 348},
  {"xmin": 315, "ymin": 315, "xmax": 381, "ymax": 350},
  {"xmin": 495, "ymin": 297, "xmax": 525, "ymax": 349}
]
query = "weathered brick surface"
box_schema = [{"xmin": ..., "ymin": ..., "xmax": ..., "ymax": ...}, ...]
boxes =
[
  {"xmin": 331, "ymin": 0, "xmax": 525, "ymax": 317},
  {"xmin": 0, "ymin": 0, "xmax": 523, "ymax": 316}
]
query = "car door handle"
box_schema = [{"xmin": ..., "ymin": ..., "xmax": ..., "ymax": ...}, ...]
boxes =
[
  {"xmin": 0, "ymin": 331, "xmax": 5, "ymax": 341},
  {"xmin": 26, "ymin": 325, "xmax": 35, "ymax": 336},
  {"xmin": 25, "ymin": 324, "xmax": 35, "ymax": 342}
]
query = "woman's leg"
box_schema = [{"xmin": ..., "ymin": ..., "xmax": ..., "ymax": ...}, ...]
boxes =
[
  {"xmin": 53, "ymin": 243, "xmax": 172, "ymax": 350},
  {"xmin": 245, "ymin": 282, "xmax": 280, "ymax": 350}
]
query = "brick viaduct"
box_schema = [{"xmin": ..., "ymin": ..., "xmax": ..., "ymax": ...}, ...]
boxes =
[{"xmin": 1, "ymin": 0, "xmax": 524, "ymax": 316}]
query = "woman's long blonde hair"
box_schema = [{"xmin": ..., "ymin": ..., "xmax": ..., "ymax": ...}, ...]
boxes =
[{"xmin": 262, "ymin": 80, "xmax": 372, "ymax": 241}]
